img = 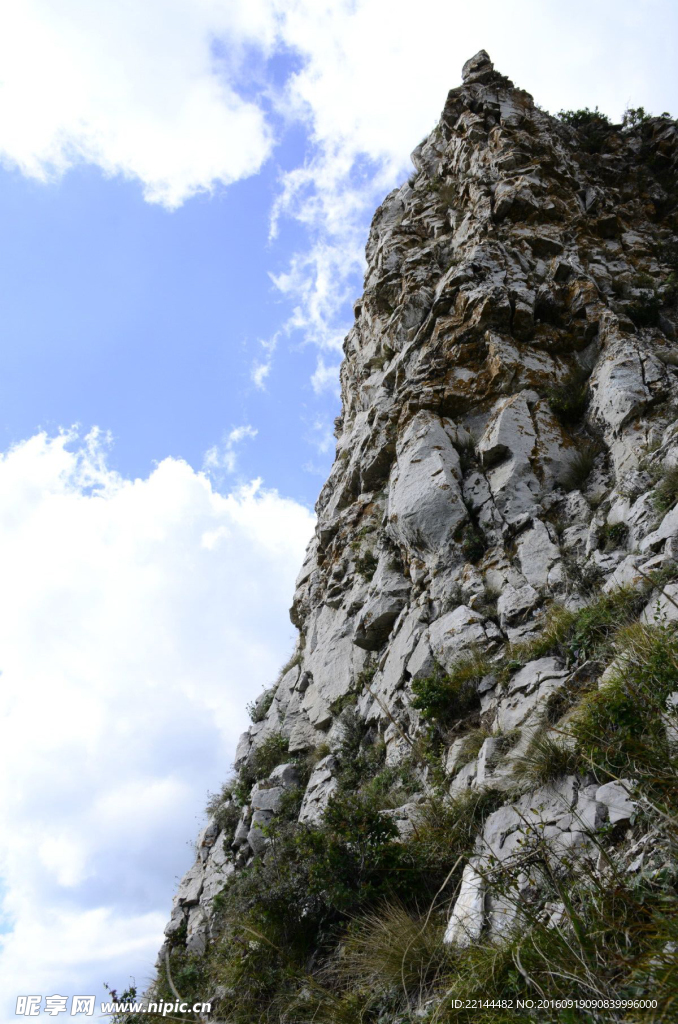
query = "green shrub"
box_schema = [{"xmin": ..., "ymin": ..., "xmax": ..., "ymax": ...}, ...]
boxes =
[
  {"xmin": 355, "ymin": 549, "xmax": 378, "ymax": 580},
  {"xmin": 329, "ymin": 689, "xmax": 359, "ymax": 715},
  {"xmin": 502, "ymin": 604, "xmax": 576, "ymax": 672},
  {"xmin": 460, "ymin": 522, "xmax": 486, "ymax": 563},
  {"xmin": 430, "ymin": 176, "xmax": 458, "ymax": 207},
  {"xmin": 225, "ymin": 732, "xmax": 292, "ymax": 804},
  {"xmin": 504, "ymin": 587, "xmax": 645, "ymax": 674},
  {"xmin": 653, "ymin": 464, "xmax": 678, "ymax": 515},
  {"xmin": 564, "ymin": 556, "xmax": 607, "ymax": 595},
  {"xmin": 457, "ymin": 727, "xmax": 491, "ymax": 767},
  {"xmin": 628, "ymin": 291, "xmax": 662, "ymax": 328},
  {"xmin": 205, "ymin": 787, "xmax": 241, "ymax": 837},
  {"xmin": 546, "ymin": 369, "xmax": 590, "ymax": 424},
  {"xmin": 279, "ymin": 647, "xmax": 303, "ymax": 676},
  {"xmin": 543, "ymin": 663, "xmax": 596, "ymax": 724},
  {"xmin": 411, "ymin": 654, "xmax": 489, "ymax": 725},
  {"xmin": 250, "ymin": 732, "xmax": 290, "ymax": 780},
  {"xmin": 570, "ymin": 621, "xmax": 678, "ymax": 784},
  {"xmin": 598, "ymin": 521, "xmax": 629, "ymax": 552},
  {"xmin": 297, "ymin": 791, "xmax": 403, "ymax": 913},
  {"xmin": 557, "ymin": 107, "xmax": 613, "ymax": 153},
  {"xmin": 334, "ymin": 708, "xmax": 388, "ymax": 792},
  {"xmin": 659, "ymin": 238, "xmax": 678, "ymax": 272},
  {"xmin": 453, "ymin": 435, "xmax": 478, "ymax": 472},
  {"xmin": 152, "ymin": 944, "xmax": 208, "ymax": 1008},
  {"xmin": 622, "ymin": 105, "xmax": 652, "ymax": 128},
  {"xmin": 402, "ymin": 790, "xmax": 506, "ymax": 900},
  {"xmin": 558, "ymin": 107, "xmax": 611, "ymax": 129},
  {"xmin": 433, "ymin": 859, "xmax": 678, "ymax": 1022}
]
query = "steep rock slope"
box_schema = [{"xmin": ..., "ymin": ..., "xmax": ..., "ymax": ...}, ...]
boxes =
[{"xmin": 150, "ymin": 52, "xmax": 678, "ymax": 1021}]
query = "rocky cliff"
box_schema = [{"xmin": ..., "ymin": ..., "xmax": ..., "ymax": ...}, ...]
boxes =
[{"xmin": 147, "ymin": 52, "xmax": 678, "ymax": 1022}]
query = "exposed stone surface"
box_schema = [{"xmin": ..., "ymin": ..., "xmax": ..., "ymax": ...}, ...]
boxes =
[
  {"xmin": 298, "ymin": 754, "xmax": 339, "ymax": 825},
  {"xmin": 155, "ymin": 49, "xmax": 678, "ymax": 1005}
]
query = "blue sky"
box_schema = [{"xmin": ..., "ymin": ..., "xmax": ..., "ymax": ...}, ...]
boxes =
[
  {"xmin": 0, "ymin": 0, "xmax": 677, "ymax": 1016},
  {"xmin": 0, "ymin": 126, "xmax": 338, "ymax": 505}
]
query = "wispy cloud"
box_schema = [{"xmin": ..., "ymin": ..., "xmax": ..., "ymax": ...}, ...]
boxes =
[
  {"xmin": 203, "ymin": 424, "xmax": 258, "ymax": 474},
  {"xmin": 250, "ymin": 333, "xmax": 279, "ymax": 390}
]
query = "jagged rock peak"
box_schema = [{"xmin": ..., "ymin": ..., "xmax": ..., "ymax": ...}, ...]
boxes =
[
  {"xmin": 148, "ymin": 52, "xmax": 678, "ymax": 1020},
  {"xmin": 461, "ymin": 48, "xmax": 494, "ymax": 82}
]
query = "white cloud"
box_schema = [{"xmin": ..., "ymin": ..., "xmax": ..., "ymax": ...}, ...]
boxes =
[
  {"xmin": 269, "ymin": 236, "xmax": 364, "ymax": 353},
  {"xmin": 0, "ymin": 0, "xmax": 279, "ymax": 208},
  {"xmin": 203, "ymin": 423, "xmax": 258, "ymax": 474},
  {"xmin": 0, "ymin": 429, "xmax": 313, "ymax": 1015},
  {"xmin": 1, "ymin": 1, "xmax": 675, "ymax": 379}
]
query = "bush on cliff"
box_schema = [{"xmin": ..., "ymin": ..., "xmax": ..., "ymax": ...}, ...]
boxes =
[{"xmin": 411, "ymin": 655, "xmax": 488, "ymax": 725}]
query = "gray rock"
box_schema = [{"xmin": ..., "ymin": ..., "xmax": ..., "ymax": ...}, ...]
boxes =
[
  {"xmin": 427, "ymin": 605, "xmax": 502, "ymax": 669},
  {"xmin": 250, "ymin": 785, "xmax": 285, "ymax": 814},
  {"xmin": 353, "ymin": 566, "xmax": 410, "ymax": 650},
  {"xmin": 495, "ymin": 659, "xmax": 568, "ymax": 731},
  {"xmin": 497, "ymin": 582, "xmax": 540, "ymax": 627},
  {"xmin": 444, "ymin": 860, "xmax": 485, "ymax": 945},
  {"xmin": 247, "ymin": 809, "xmax": 274, "ymax": 854},
  {"xmin": 186, "ymin": 907, "xmax": 208, "ymax": 955},
  {"xmin": 461, "ymin": 49, "xmax": 493, "ymax": 82},
  {"xmin": 380, "ymin": 801, "xmax": 425, "ymax": 840},
  {"xmin": 157, "ymin": 49, "xmax": 678, "ymax": 969},
  {"xmin": 175, "ymin": 860, "xmax": 203, "ymax": 907},
  {"xmin": 640, "ymin": 506, "xmax": 678, "ymax": 553},
  {"xmin": 298, "ymin": 755, "xmax": 339, "ymax": 825},
  {"xmin": 588, "ymin": 323, "xmax": 651, "ymax": 433},
  {"xmin": 387, "ymin": 411, "xmax": 466, "ymax": 557},
  {"xmin": 268, "ymin": 762, "xmax": 301, "ymax": 788},
  {"xmin": 449, "ymin": 759, "xmax": 478, "ymax": 795},
  {"xmin": 595, "ymin": 780, "xmax": 636, "ymax": 824},
  {"xmin": 641, "ymin": 583, "xmax": 678, "ymax": 625},
  {"xmin": 516, "ymin": 520, "xmax": 561, "ymax": 591},
  {"xmin": 201, "ymin": 835, "xmax": 235, "ymax": 906}
]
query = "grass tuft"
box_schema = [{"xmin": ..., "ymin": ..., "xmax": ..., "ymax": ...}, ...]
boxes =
[
  {"xmin": 511, "ymin": 731, "xmax": 583, "ymax": 785},
  {"xmin": 331, "ymin": 901, "xmax": 447, "ymax": 998},
  {"xmin": 653, "ymin": 464, "xmax": 678, "ymax": 515},
  {"xmin": 560, "ymin": 442, "xmax": 601, "ymax": 492}
]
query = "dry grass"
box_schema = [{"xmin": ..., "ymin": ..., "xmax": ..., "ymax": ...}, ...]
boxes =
[
  {"xmin": 511, "ymin": 731, "xmax": 582, "ymax": 785},
  {"xmin": 331, "ymin": 901, "xmax": 448, "ymax": 999}
]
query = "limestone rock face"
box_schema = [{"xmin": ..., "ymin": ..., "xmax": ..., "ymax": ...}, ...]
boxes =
[{"xmin": 156, "ymin": 49, "xmax": 678, "ymax": 1000}]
